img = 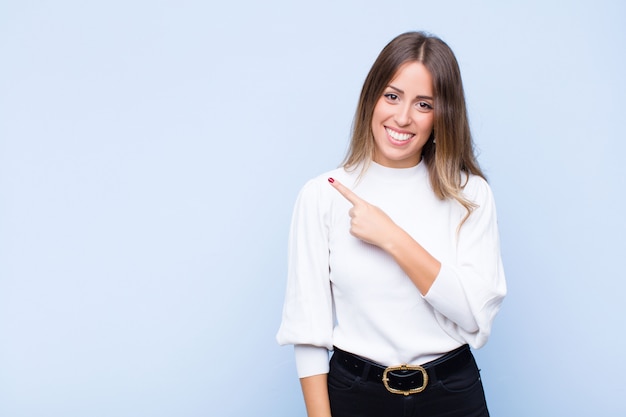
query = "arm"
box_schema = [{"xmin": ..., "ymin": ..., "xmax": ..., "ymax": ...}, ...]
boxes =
[
  {"xmin": 300, "ymin": 374, "xmax": 332, "ymax": 417},
  {"xmin": 328, "ymin": 176, "xmax": 506, "ymax": 341},
  {"xmin": 328, "ymin": 177, "xmax": 439, "ymax": 295},
  {"xmin": 277, "ymin": 179, "xmax": 334, "ymax": 354},
  {"xmin": 422, "ymin": 179, "xmax": 506, "ymax": 343},
  {"xmin": 380, "ymin": 225, "xmax": 441, "ymax": 295},
  {"xmin": 276, "ymin": 180, "xmax": 336, "ymax": 409}
]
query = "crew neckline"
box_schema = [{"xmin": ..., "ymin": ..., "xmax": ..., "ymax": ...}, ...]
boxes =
[{"xmin": 365, "ymin": 159, "xmax": 426, "ymax": 181}]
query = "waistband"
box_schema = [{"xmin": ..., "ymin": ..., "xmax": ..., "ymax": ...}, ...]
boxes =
[{"xmin": 331, "ymin": 345, "xmax": 473, "ymax": 395}]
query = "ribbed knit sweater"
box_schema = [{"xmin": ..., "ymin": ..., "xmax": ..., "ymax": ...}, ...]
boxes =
[{"xmin": 277, "ymin": 160, "xmax": 506, "ymax": 378}]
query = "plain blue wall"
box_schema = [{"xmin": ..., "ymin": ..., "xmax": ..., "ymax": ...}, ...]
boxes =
[{"xmin": 1, "ymin": 1, "xmax": 625, "ymax": 416}]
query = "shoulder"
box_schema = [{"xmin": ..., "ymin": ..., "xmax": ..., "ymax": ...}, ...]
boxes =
[
  {"xmin": 297, "ymin": 166, "xmax": 356, "ymax": 201},
  {"xmin": 290, "ymin": 167, "xmax": 357, "ymax": 219},
  {"xmin": 461, "ymin": 173, "xmax": 495, "ymax": 206}
]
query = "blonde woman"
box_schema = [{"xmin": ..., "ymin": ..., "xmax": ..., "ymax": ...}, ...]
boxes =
[{"xmin": 277, "ymin": 32, "xmax": 506, "ymax": 417}]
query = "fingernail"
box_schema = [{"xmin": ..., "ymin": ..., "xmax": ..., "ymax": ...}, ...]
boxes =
[{"xmin": 328, "ymin": 177, "xmax": 335, "ymax": 183}]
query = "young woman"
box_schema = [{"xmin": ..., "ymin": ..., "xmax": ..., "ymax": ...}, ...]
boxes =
[{"xmin": 277, "ymin": 31, "xmax": 506, "ymax": 417}]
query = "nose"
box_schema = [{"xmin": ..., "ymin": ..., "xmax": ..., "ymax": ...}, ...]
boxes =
[{"xmin": 394, "ymin": 103, "xmax": 412, "ymax": 126}]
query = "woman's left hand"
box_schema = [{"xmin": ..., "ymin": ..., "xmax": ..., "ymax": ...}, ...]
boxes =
[
  {"xmin": 328, "ymin": 177, "xmax": 440, "ymax": 294},
  {"xmin": 328, "ymin": 177, "xmax": 397, "ymax": 249}
]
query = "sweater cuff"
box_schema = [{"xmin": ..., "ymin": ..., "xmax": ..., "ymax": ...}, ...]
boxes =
[{"xmin": 294, "ymin": 345, "xmax": 330, "ymax": 378}]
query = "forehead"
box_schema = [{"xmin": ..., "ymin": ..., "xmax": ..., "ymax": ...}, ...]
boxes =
[{"xmin": 388, "ymin": 61, "xmax": 434, "ymax": 93}]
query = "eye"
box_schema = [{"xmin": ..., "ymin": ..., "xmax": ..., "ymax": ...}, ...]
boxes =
[
  {"xmin": 416, "ymin": 101, "xmax": 433, "ymax": 112},
  {"xmin": 383, "ymin": 93, "xmax": 399, "ymax": 102}
]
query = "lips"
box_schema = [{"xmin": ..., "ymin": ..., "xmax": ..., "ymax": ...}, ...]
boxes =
[{"xmin": 385, "ymin": 127, "xmax": 414, "ymax": 142}]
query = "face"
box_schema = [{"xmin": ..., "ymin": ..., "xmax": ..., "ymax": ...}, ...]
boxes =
[{"xmin": 371, "ymin": 61, "xmax": 435, "ymax": 168}]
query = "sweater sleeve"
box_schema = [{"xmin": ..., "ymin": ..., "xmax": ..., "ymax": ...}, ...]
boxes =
[
  {"xmin": 276, "ymin": 179, "xmax": 334, "ymax": 377},
  {"xmin": 423, "ymin": 177, "xmax": 507, "ymax": 348}
]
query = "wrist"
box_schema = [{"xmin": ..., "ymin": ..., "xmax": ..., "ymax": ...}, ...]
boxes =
[{"xmin": 380, "ymin": 224, "xmax": 406, "ymax": 254}]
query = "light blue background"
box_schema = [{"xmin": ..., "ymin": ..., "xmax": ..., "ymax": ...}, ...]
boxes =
[{"xmin": 1, "ymin": 1, "xmax": 625, "ymax": 416}]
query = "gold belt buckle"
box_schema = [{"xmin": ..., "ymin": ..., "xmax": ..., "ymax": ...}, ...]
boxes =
[{"xmin": 382, "ymin": 364, "xmax": 428, "ymax": 396}]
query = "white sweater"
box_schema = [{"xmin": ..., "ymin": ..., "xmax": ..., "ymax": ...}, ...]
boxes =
[{"xmin": 276, "ymin": 160, "xmax": 506, "ymax": 378}]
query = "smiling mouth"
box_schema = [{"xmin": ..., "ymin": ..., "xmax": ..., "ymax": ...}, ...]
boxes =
[{"xmin": 385, "ymin": 127, "xmax": 414, "ymax": 142}]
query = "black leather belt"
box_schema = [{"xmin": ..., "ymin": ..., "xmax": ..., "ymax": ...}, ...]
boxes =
[{"xmin": 331, "ymin": 345, "xmax": 472, "ymax": 396}]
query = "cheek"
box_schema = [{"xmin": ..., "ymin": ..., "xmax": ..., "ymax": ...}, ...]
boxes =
[
  {"xmin": 371, "ymin": 99, "xmax": 390, "ymax": 124},
  {"xmin": 419, "ymin": 114, "xmax": 435, "ymax": 132}
]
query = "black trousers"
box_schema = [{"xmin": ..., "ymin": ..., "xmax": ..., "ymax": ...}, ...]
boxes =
[{"xmin": 328, "ymin": 346, "xmax": 489, "ymax": 417}]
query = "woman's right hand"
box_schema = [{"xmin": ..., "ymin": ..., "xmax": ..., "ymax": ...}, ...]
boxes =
[{"xmin": 300, "ymin": 374, "xmax": 332, "ymax": 417}]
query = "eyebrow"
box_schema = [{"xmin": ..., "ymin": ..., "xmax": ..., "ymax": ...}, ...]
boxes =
[{"xmin": 388, "ymin": 85, "xmax": 434, "ymax": 101}]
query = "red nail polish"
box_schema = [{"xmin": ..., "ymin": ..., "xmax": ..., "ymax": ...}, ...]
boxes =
[{"xmin": 328, "ymin": 177, "xmax": 335, "ymax": 183}]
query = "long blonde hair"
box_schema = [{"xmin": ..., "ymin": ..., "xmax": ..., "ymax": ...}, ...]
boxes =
[{"xmin": 343, "ymin": 32, "xmax": 485, "ymax": 225}]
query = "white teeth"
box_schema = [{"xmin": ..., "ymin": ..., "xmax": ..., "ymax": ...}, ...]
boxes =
[{"xmin": 385, "ymin": 128, "xmax": 414, "ymax": 141}]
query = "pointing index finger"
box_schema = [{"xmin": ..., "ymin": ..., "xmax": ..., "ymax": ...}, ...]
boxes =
[{"xmin": 328, "ymin": 177, "xmax": 362, "ymax": 206}]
